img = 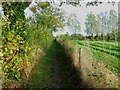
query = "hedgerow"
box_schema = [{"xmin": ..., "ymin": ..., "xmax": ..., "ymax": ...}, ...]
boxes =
[
  {"xmin": 2, "ymin": 2, "xmax": 30, "ymax": 80},
  {"xmin": 2, "ymin": 2, "xmax": 58, "ymax": 83}
]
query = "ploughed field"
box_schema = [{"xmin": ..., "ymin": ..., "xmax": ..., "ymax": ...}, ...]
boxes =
[{"xmin": 77, "ymin": 40, "xmax": 119, "ymax": 75}]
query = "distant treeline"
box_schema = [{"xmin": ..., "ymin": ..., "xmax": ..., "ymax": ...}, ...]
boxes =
[
  {"xmin": 85, "ymin": 10, "xmax": 118, "ymax": 41},
  {"xmin": 56, "ymin": 33, "xmax": 119, "ymax": 41}
]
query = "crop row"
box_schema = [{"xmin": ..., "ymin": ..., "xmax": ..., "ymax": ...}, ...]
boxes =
[
  {"xmin": 78, "ymin": 41, "xmax": 120, "ymax": 58},
  {"xmin": 94, "ymin": 42, "xmax": 118, "ymax": 48},
  {"xmin": 90, "ymin": 43, "xmax": 119, "ymax": 52},
  {"xmin": 89, "ymin": 45, "xmax": 120, "ymax": 58}
]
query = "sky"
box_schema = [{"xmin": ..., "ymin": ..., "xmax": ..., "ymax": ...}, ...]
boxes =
[
  {"xmin": 53, "ymin": 2, "xmax": 118, "ymax": 36},
  {"xmin": 0, "ymin": 0, "xmax": 116, "ymax": 37},
  {"xmin": 0, "ymin": 0, "xmax": 118, "ymax": 37}
]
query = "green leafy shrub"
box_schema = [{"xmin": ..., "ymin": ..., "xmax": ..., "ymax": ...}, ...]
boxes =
[{"xmin": 2, "ymin": 2, "xmax": 30, "ymax": 80}]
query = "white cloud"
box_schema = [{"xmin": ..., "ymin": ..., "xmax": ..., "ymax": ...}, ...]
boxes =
[
  {"xmin": 58, "ymin": 2, "xmax": 118, "ymax": 36},
  {"xmin": 24, "ymin": 1, "xmax": 118, "ymax": 36}
]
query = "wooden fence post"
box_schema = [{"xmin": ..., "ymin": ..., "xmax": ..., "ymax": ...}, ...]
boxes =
[{"xmin": 79, "ymin": 48, "xmax": 82, "ymax": 63}]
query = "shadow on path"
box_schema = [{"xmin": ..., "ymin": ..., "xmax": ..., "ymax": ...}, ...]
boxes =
[
  {"xmin": 53, "ymin": 41, "xmax": 83, "ymax": 88},
  {"xmin": 26, "ymin": 41, "xmax": 83, "ymax": 88}
]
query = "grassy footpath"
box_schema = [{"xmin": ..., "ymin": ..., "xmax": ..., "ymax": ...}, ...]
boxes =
[
  {"xmin": 25, "ymin": 41, "xmax": 82, "ymax": 88},
  {"xmin": 55, "ymin": 41, "xmax": 82, "ymax": 88},
  {"xmin": 25, "ymin": 42, "xmax": 54, "ymax": 88}
]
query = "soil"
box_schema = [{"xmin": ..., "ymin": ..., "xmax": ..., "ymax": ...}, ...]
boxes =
[
  {"xmin": 3, "ymin": 41, "xmax": 84, "ymax": 88},
  {"xmin": 51, "ymin": 44, "xmax": 61, "ymax": 88},
  {"xmin": 51, "ymin": 41, "xmax": 83, "ymax": 88}
]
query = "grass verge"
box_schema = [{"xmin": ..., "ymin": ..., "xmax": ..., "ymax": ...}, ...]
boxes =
[{"xmin": 25, "ymin": 42, "xmax": 54, "ymax": 88}]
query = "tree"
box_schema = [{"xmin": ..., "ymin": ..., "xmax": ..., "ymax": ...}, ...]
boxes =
[
  {"xmin": 96, "ymin": 10, "xmax": 118, "ymax": 41},
  {"xmin": 29, "ymin": 1, "xmax": 65, "ymax": 31},
  {"xmin": 118, "ymin": 13, "xmax": 120, "ymax": 42},
  {"xmin": 85, "ymin": 12, "xmax": 98, "ymax": 39},
  {"xmin": 60, "ymin": 0, "xmax": 115, "ymax": 7},
  {"xmin": 109, "ymin": 10, "xmax": 118, "ymax": 41},
  {"xmin": 67, "ymin": 13, "xmax": 81, "ymax": 34}
]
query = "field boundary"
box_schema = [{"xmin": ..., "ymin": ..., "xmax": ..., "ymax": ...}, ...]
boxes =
[{"xmin": 57, "ymin": 39, "xmax": 119, "ymax": 88}]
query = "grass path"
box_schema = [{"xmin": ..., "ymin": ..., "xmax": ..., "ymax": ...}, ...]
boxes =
[
  {"xmin": 51, "ymin": 42, "xmax": 61, "ymax": 88},
  {"xmin": 25, "ymin": 43, "xmax": 54, "ymax": 88},
  {"xmin": 25, "ymin": 41, "xmax": 82, "ymax": 88},
  {"xmin": 55, "ymin": 41, "xmax": 82, "ymax": 88}
]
